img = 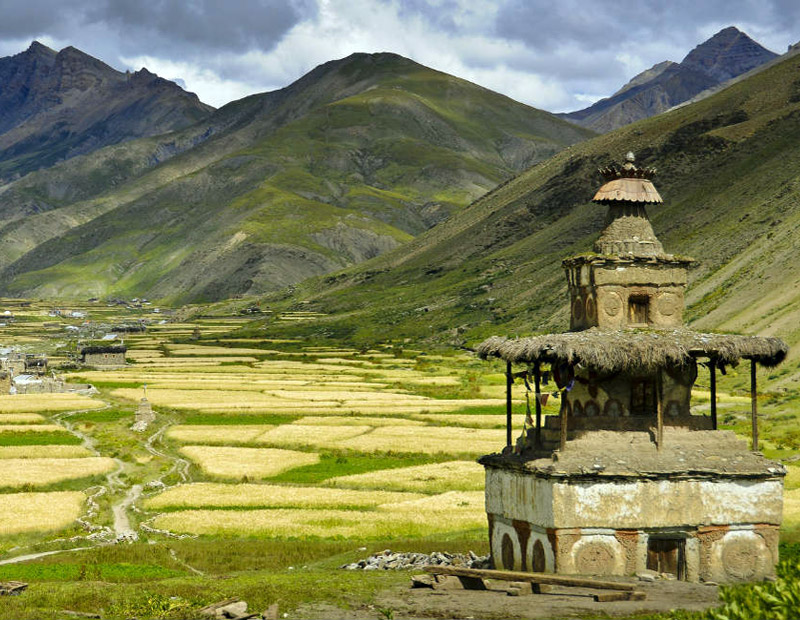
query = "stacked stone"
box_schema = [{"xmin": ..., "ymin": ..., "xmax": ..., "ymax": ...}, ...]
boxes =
[{"xmin": 342, "ymin": 549, "xmax": 490, "ymax": 571}]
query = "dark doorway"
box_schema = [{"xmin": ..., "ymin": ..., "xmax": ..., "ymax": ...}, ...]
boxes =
[
  {"xmin": 647, "ymin": 537, "xmax": 686, "ymax": 580},
  {"xmin": 630, "ymin": 379, "xmax": 656, "ymax": 416},
  {"xmin": 628, "ymin": 296, "xmax": 649, "ymax": 325}
]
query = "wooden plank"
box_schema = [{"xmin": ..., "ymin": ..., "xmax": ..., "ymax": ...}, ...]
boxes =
[
  {"xmin": 656, "ymin": 370, "xmax": 663, "ymax": 450},
  {"xmin": 593, "ymin": 590, "xmax": 646, "ymax": 602},
  {"xmin": 533, "ymin": 362, "xmax": 542, "ymax": 447},
  {"xmin": 709, "ymin": 358, "xmax": 717, "ymax": 430},
  {"xmin": 506, "ymin": 361, "xmax": 512, "ymax": 448},
  {"xmin": 423, "ymin": 565, "xmax": 636, "ymax": 591},
  {"xmin": 751, "ymin": 359, "xmax": 759, "ymax": 451}
]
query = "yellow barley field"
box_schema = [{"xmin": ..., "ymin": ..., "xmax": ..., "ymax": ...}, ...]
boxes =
[
  {"xmin": 293, "ymin": 416, "xmax": 423, "ymax": 427},
  {"xmin": 254, "ymin": 425, "xmax": 372, "ymax": 448},
  {"xmin": 151, "ymin": 490, "xmax": 485, "ymax": 538},
  {"xmin": 143, "ymin": 483, "xmax": 424, "ymax": 510},
  {"xmin": 0, "ymin": 424, "xmax": 73, "ymax": 433},
  {"xmin": 325, "ymin": 460, "xmax": 485, "ymax": 493},
  {"xmin": 0, "ymin": 413, "xmax": 47, "ymax": 424},
  {"xmin": 410, "ymin": 414, "xmax": 506, "ymax": 428},
  {"xmin": 332, "ymin": 426, "xmax": 506, "ymax": 455},
  {"xmin": 784, "ymin": 488, "xmax": 800, "ymax": 529},
  {"xmin": 0, "ymin": 445, "xmax": 94, "ymax": 459},
  {"xmin": 167, "ymin": 425, "xmax": 272, "ymax": 444},
  {"xmin": 166, "ymin": 345, "xmax": 276, "ymax": 356},
  {"xmin": 0, "ymin": 457, "xmax": 115, "ymax": 487},
  {"xmin": 0, "ymin": 394, "xmax": 103, "ymax": 413},
  {"xmin": 179, "ymin": 446, "xmax": 320, "ymax": 479},
  {"xmin": 0, "ymin": 491, "xmax": 85, "ymax": 534}
]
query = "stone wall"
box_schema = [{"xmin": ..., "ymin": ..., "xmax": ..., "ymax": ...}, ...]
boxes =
[
  {"xmin": 564, "ymin": 258, "xmax": 689, "ymax": 330},
  {"xmin": 562, "ymin": 366, "xmax": 708, "ymax": 431},
  {"xmin": 484, "ymin": 467, "xmax": 782, "ymax": 582},
  {"xmin": 83, "ymin": 352, "xmax": 126, "ymax": 367}
]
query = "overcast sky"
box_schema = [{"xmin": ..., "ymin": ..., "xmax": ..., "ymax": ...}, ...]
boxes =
[{"xmin": 1, "ymin": 0, "xmax": 798, "ymax": 112}]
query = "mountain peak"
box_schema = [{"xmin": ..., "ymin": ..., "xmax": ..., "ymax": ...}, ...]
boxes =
[
  {"xmin": 681, "ymin": 26, "xmax": 777, "ymax": 82},
  {"xmin": 27, "ymin": 40, "xmax": 56, "ymax": 56}
]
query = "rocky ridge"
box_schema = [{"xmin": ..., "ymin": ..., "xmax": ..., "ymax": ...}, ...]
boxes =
[
  {"xmin": 562, "ymin": 27, "xmax": 777, "ymax": 133},
  {"xmin": 0, "ymin": 41, "xmax": 213, "ymax": 180}
]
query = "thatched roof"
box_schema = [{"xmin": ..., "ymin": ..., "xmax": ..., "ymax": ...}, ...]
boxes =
[
  {"xmin": 477, "ymin": 328, "xmax": 788, "ymax": 371},
  {"xmin": 593, "ymin": 178, "xmax": 662, "ymax": 204}
]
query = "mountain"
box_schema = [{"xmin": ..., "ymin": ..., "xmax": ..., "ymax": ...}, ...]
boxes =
[
  {"xmin": 0, "ymin": 42, "xmax": 214, "ymax": 181},
  {"xmin": 0, "ymin": 52, "xmax": 594, "ymax": 302},
  {"xmin": 562, "ymin": 27, "xmax": 777, "ymax": 133},
  {"xmin": 261, "ymin": 49, "xmax": 800, "ymax": 360}
]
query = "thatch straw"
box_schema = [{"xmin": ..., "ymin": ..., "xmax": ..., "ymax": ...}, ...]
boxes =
[{"xmin": 476, "ymin": 328, "xmax": 787, "ymax": 372}]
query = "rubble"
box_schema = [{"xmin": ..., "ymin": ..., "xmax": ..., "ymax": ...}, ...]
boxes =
[{"xmin": 341, "ymin": 549, "xmax": 490, "ymax": 571}]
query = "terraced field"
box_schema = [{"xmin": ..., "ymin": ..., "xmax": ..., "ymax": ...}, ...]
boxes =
[{"xmin": 0, "ymin": 299, "xmax": 795, "ymax": 619}]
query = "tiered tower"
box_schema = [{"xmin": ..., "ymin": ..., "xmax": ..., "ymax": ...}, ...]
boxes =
[{"xmin": 477, "ymin": 153, "xmax": 787, "ymax": 583}]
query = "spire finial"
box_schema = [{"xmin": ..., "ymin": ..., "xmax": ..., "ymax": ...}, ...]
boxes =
[{"xmin": 626, "ymin": 151, "xmax": 635, "ymax": 162}]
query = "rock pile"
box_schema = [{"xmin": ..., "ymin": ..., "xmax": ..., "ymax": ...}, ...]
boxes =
[{"xmin": 341, "ymin": 549, "xmax": 490, "ymax": 571}]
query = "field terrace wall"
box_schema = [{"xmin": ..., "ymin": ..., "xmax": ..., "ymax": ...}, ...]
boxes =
[{"xmin": 475, "ymin": 152, "xmax": 788, "ymax": 584}]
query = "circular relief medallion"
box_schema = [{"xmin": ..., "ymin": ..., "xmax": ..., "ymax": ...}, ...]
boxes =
[
  {"xmin": 572, "ymin": 400, "xmax": 584, "ymax": 417},
  {"xmin": 722, "ymin": 539, "xmax": 758, "ymax": 580},
  {"xmin": 574, "ymin": 542, "xmax": 615, "ymax": 575},
  {"xmin": 657, "ymin": 292, "xmax": 679, "ymax": 317},
  {"xmin": 665, "ymin": 400, "xmax": 681, "ymax": 418},
  {"xmin": 584, "ymin": 400, "xmax": 600, "ymax": 417},
  {"xmin": 603, "ymin": 292, "xmax": 623, "ymax": 317},
  {"xmin": 605, "ymin": 399, "xmax": 623, "ymax": 417},
  {"xmin": 585, "ymin": 296, "xmax": 597, "ymax": 322},
  {"xmin": 572, "ymin": 297, "xmax": 584, "ymax": 321}
]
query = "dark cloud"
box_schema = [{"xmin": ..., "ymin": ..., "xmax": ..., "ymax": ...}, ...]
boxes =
[
  {"xmin": 0, "ymin": 0, "xmax": 313, "ymax": 56},
  {"xmin": 89, "ymin": 0, "xmax": 315, "ymax": 55},
  {"xmin": 494, "ymin": 0, "xmax": 799, "ymax": 55}
]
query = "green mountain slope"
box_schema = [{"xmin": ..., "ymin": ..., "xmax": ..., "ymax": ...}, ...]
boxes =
[
  {"xmin": 0, "ymin": 52, "xmax": 594, "ymax": 302},
  {"xmin": 265, "ymin": 51, "xmax": 800, "ymax": 355}
]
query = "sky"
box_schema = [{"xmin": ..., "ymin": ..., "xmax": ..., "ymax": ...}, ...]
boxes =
[{"xmin": 1, "ymin": 0, "xmax": 799, "ymax": 112}]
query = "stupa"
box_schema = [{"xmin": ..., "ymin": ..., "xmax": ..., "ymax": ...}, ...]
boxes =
[{"xmin": 476, "ymin": 153, "xmax": 787, "ymax": 583}]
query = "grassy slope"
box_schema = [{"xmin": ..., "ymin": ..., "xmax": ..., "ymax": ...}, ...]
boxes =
[
  {"xmin": 255, "ymin": 52, "xmax": 800, "ymax": 355},
  {"xmin": 0, "ymin": 53, "xmax": 594, "ymax": 303}
]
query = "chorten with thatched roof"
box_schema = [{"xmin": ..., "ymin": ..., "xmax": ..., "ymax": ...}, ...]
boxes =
[{"xmin": 476, "ymin": 153, "xmax": 787, "ymax": 583}]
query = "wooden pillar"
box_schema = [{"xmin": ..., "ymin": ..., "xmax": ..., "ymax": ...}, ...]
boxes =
[
  {"xmin": 751, "ymin": 359, "xmax": 759, "ymax": 452},
  {"xmin": 533, "ymin": 361, "xmax": 542, "ymax": 448},
  {"xmin": 506, "ymin": 361, "xmax": 512, "ymax": 448},
  {"xmin": 656, "ymin": 369, "xmax": 664, "ymax": 450},
  {"xmin": 559, "ymin": 391, "xmax": 568, "ymax": 451},
  {"xmin": 709, "ymin": 358, "xmax": 717, "ymax": 430}
]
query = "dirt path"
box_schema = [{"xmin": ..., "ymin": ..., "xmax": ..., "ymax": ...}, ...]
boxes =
[{"xmin": 296, "ymin": 578, "xmax": 721, "ymax": 619}]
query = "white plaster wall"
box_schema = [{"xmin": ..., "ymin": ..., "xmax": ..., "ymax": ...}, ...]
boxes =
[
  {"xmin": 485, "ymin": 468, "xmax": 555, "ymax": 527},
  {"xmin": 552, "ymin": 478, "xmax": 782, "ymax": 529}
]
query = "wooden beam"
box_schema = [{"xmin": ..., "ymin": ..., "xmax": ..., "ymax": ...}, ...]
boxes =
[
  {"xmin": 423, "ymin": 565, "xmax": 637, "ymax": 592},
  {"xmin": 656, "ymin": 369, "xmax": 663, "ymax": 450},
  {"xmin": 533, "ymin": 361, "xmax": 542, "ymax": 448},
  {"xmin": 709, "ymin": 358, "xmax": 717, "ymax": 430},
  {"xmin": 751, "ymin": 359, "xmax": 759, "ymax": 451},
  {"xmin": 506, "ymin": 361, "xmax": 512, "ymax": 448},
  {"xmin": 559, "ymin": 389, "xmax": 568, "ymax": 451}
]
